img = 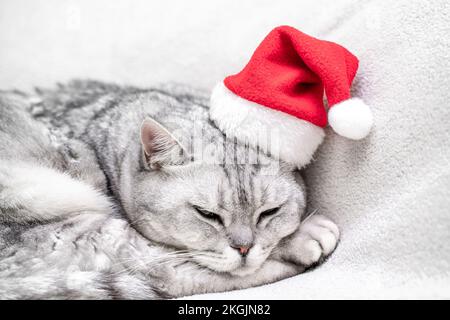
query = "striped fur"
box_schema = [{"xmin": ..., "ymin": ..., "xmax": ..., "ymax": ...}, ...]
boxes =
[{"xmin": 0, "ymin": 80, "xmax": 339, "ymax": 299}]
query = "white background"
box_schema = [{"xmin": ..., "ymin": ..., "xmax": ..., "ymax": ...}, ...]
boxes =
[{"xmin": 0, "ymin": 0, "xmax": 350, "ymax": 91}]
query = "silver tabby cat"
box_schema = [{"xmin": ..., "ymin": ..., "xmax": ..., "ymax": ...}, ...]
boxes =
[{"xmin": 0, "ymin": 80, "xmax": 339, "ymax": 299}]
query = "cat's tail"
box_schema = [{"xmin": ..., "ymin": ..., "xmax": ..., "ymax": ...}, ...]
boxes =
[{"xmin": 0, "ymin": 160, "xmax": 113, "ymax": 223}]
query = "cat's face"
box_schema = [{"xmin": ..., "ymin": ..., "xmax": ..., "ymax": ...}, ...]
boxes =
[{"xmin": 127, "ymin": 119, "xmax": 305, "ymax": 276}]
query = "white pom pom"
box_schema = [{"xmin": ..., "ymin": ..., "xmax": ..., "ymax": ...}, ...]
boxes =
[{"xmin": 328, "ymin": 98, "xmax": 373, "ymax": 140}]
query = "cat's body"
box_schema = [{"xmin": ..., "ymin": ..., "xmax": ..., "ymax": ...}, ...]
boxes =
[{"xmin": 0, "ymin": 81, "xmax": 339, "ymax": 299}]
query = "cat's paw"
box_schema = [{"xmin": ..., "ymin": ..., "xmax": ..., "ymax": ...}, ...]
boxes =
[{"xmin": 283, "ymin": 214, "xmax": 340, "ymax": 267}]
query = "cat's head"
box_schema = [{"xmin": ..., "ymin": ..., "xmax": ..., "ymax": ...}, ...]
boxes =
[{"xmin": 125, "ymin": 118, "xmax": 306, "ymax": 276}]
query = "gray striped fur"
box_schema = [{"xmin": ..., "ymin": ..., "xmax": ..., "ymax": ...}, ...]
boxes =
[{"xmin": 0, "ymin": 80, "xmax": 338, "ymax": 299}]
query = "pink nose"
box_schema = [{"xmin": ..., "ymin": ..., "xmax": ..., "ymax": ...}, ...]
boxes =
[
  {"xmin": 230, "ymin": 243, "xmax": 253, "ymax": 257},
  {"xmin": 236, "ymin": 246, "xmax": 250, "ymax": 256}
]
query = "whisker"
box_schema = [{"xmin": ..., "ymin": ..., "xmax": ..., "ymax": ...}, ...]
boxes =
[
  {"xmin": 301, "ymin": 208, "xmax": 319, "ymax": 224},
  {"xmin": 112, "ymin": 248, "xmax": 228, "ymax": 279}
]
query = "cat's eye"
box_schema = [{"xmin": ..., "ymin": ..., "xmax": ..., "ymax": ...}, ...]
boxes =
[
  {"xmin": 257, "ymin": 207, "xmax": 280, "ymax": 224},
  {"xmin": 193, "ymin": 206, "xmax": 222, "ymax": 224}
]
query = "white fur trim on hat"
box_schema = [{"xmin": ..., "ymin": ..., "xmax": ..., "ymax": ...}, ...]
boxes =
[
  {"xmin": 328, "ymin": 98, "xmax": 373, "ymax": 140},
  {"xmin": 209, "ymin": 82, "xmax": 325, "ymax": 168}
]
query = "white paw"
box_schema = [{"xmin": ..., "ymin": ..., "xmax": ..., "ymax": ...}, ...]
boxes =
[{"xmin": 289, "ymin": 215, "xmax": 340, "ymax": 267}]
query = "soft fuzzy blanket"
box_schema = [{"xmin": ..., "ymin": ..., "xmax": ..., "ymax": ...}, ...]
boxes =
[{"xmin": 1, "ymin": 0, "xmax": 449, "ymax": 299}]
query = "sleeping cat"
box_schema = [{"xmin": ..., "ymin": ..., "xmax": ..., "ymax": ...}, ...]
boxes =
[{"xmin": 0, "ymin": 80, "xmax": 339, "ymax": 299}]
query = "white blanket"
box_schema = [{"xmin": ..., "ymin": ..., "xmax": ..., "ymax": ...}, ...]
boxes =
[{"xmin": 1, "ymin": 0, "xmax": 449, "ymax": 299}]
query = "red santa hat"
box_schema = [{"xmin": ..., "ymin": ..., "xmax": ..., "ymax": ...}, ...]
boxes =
[{"xmin": 210, "ymin": 25, "xmax": 373, "ymax": 168}]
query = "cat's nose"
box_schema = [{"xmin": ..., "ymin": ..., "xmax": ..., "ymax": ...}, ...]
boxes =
[
  {"xmin": 231, "ymin": 244, "xmax": 252, "ymax": 257},
  {"xmin": 228, "ymin": 224, "xmax": 254, "ymax": 257}
]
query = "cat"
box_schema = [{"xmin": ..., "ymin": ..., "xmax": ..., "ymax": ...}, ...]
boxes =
[{"xmin": 0, "ymin": 80, "xmax": 339, "ymax": 299}]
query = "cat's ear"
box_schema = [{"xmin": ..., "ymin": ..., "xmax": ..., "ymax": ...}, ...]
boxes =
[{"xmin": 140, "ymin": 118, "xmax": 187, "ymax": 169}]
